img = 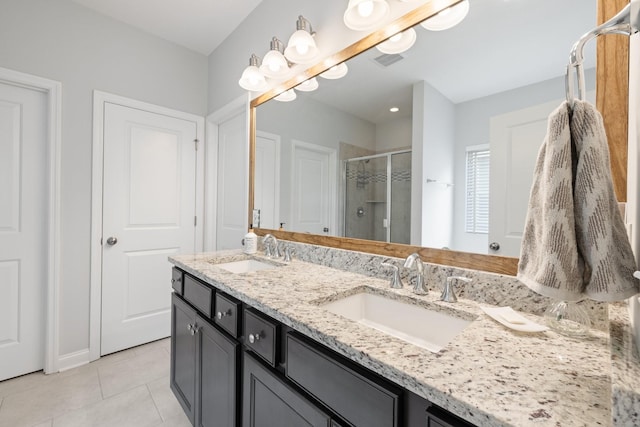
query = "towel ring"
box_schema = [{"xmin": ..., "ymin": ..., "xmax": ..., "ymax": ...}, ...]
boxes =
[{"xmin": 565, "ymin": 0, "xmax": 640, "ymax": 107}]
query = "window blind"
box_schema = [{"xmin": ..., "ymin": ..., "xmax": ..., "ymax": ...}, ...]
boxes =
[{"xmin": 465, "ymin": 147, "xmax": 490, "ymax": 234}]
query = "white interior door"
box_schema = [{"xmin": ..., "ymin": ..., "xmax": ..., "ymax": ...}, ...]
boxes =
[
  {"xmin": 291, "ymin": 141, "xmax": 336, "ymax": 235},
  {"xmin": 254, "ymin": 132, "xmax": 280, "ymax": 229},
  {"xmin": 216, "ymin": 112, "xmax": 248, "ymax": 249},
  {"xmin": 489, "ymin": 99, "xmax": 563, "ymax": 257},
  {"xmin": 0, "ymin": 81, "xmax": 47, "ymax": 380},
  {"xmin": 101, "ymin": 102, "xmax": 199, "ymax": 355}
]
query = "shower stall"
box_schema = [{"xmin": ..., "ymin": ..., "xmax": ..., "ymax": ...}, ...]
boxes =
[{"xmin": 343, "ymin": 150, "xmax": 411, "ymax": 243}]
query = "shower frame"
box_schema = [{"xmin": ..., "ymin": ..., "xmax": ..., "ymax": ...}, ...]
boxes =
[{"xmin": 342, "ymin": 149, "xmax": 411, "ymax": 243}]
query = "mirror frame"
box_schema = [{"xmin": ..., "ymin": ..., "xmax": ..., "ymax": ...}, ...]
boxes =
[{"xmin": 247, "ymin": 0, "xmax": 628, "ymax": 276}]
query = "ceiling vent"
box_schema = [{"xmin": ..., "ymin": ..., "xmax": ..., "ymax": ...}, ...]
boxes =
[{"xmin": 372, "ymin": 53, "xmax": 405, "ymax": 67}]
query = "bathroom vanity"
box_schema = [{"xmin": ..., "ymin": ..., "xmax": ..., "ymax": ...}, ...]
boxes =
[{"xmin": 169, "ymin": 246, "xmax": 622, "ymax": 426}]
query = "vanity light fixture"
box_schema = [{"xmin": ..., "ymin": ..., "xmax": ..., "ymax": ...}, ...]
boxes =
[
  {"xmin": 319, "ymin": 62, "xmax": 349, "ymax": 79},
  {"xmin": 296, "ymin": 77, "xmax": 319, "ymax": 92},
  {"xmin": 376, "ymin": 27, "xmax": 417, "ymax": 54},
  {"xmin": 274, "ymin": 88, "xmax": 297, "ymax": 102},
  {"xmin": 260, "ymin": 37, "xmax": 290, "ymax": 79},
  {"xmin": 343, "ymin": 0, "xmax": 390, "ymax": 31},
  {"xmin": 284, "ymin": 16, "xmax": 319, "ymax": 64},
  {"xmin": 238, "ymin": 54, "xmax": 268, "ymax": 91},
  {"xmin": 421, "ymin": 0, "xmax": 470, "ymax": 31}
]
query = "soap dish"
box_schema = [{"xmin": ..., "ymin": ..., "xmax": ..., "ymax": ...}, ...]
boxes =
[{"xmin": 481, "ymin": 306, "xmax": 548, "ymax": 333}]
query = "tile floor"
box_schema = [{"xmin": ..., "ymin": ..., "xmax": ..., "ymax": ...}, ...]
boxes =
[{"xmin": 0, "ymin": 338, "xmax": 191, "ymax": 427}]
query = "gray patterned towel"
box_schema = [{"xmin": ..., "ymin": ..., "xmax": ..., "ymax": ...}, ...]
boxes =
[{"xmin": 517, "ymin": 100, "xmax": 638, "ymax": 302}]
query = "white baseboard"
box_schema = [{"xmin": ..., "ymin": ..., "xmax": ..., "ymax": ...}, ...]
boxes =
[{"xmin": 57, "ymin": 348, "xmax": 91, "ymax": 372}]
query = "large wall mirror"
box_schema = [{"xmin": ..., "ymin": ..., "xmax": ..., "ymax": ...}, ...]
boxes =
[{"xmin": 249, "ymin": 0, "xmax": 628, "ymax": 275}]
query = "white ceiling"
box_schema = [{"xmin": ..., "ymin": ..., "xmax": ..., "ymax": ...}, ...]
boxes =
[{"xmin": 71, "ymin": 0, "xmax": 262, "ymax": 55}]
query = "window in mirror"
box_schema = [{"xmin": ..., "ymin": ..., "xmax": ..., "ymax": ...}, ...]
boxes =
[{"xmin": 464, "ymin": 145, "xmax": 490, "ymax": 235}]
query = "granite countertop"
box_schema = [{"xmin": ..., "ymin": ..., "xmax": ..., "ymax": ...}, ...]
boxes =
[{"xmin": 170, "ymin": 250, "xmax": 620, "ymax": 427}]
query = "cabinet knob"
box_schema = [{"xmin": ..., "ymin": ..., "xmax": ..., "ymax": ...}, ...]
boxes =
[
  {"xmin": 248, "ymin": 332, "xmax": 262, "ymax": 344},
  {"xmin": 216, "ymin": 310, "xmax": 230, "ymax": 320},
  {"xmin": 171, "ymin": 277, "xmax": 181, "ymax": 284}
]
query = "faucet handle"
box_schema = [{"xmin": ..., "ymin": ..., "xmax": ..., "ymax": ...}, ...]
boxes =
[
  {"xmin": 381, "ymin": 261, "xmax": 403, "ymax": 289},
  {"xmin": 283, "ymin": 247, "xmax": 295, "ymax": 262},
  {"xmin": 440, "ymin": 276, "xmax": 472, "ymax": 303}
]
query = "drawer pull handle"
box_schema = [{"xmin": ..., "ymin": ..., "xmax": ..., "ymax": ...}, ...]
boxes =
[
  {"xmin": 217, "ymin": 310, "xmax": 231, "ymax": 320},
  {"xmin": 187, "ymin": 323, "xmax": 202, "ymax": 335},
  {"xmin": 248, "ymin": 332, "xmax": 263, "ymax": 344}
]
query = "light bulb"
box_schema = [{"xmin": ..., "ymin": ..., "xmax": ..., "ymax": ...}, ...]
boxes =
[
  {"xmin": 358, "ymin": 1, "xmax": 374, "ymax": 17},
  {"xmin": 421, "ymin": 0, "xmax": 470, "ymax": 31},
  {"xmin": 389, "ymin": 33, "xmax": 402, "ymax": 43},
  {"xmin": 296, "ymin": 43, "xmax": 309, "ymax": 55}
]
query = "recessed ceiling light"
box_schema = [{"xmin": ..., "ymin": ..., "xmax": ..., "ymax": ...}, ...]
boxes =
[{"xmin": 390, "ymin": 107, "xmax": 399, "ymax": 112}]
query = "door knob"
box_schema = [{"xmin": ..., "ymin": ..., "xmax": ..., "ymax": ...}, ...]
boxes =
[
  {"xmin": 106, "ymin": 237, "xmax": 118, "ymax": 246},
  {"xmin": 489, "ymin": 242, "xmax": 500, "ymax": 251}
]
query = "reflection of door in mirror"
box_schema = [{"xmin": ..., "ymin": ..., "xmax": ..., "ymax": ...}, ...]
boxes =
[
  {"xmin": 254, "ymin": 131, "xmax": 280, "ymax": 229},
  {"xmin": 291, "ymin": 140, "xmax": 336, "ymax": 235},
  {"xmin": 344, "ymin": 151, "xmax": 411, "ymax": 243}
]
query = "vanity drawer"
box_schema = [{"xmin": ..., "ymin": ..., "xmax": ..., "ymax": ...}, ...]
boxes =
[
  {"xmin": 243, "ymin": 308, "xmax": 279, "ymax": 367},
  {"xmin": 171, "ymin": 268, "xmax": 183, "ymax": 295},
  {"xmin": 214, "ymin": 292, "xmax": 241, "ymax": 338},
  {"xmin": 286, "ymin": 332, "xmax": 400, "ymax": 427},
  {"xmin": 182, "ymin": 274, "xmax": 213, "ymax": 318}
]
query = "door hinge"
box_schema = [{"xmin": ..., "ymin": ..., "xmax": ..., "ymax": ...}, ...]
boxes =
[
  {"xmin": 194, "ymin": 139, "xmax": 199, "ymax": 151},
  {"xmin": 194, "ymin": 216, "xmax": 197, "ymax": 226}
]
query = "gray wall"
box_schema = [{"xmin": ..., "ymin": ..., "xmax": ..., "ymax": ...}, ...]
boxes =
[{"xmin": 0, "ymin": 0, "xmax": 208, "ymax": 356}]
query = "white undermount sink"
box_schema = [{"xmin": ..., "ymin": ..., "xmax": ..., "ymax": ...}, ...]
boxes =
[
  {"xmin": 322, "ymin": 292, "xmax": 473, "ymax": 353},
  {"xmin": 215, "ymin": 259, "xmax": 279, "ymax": 274}
]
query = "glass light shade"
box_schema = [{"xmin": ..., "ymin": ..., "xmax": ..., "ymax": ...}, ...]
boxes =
[
  {"xmin": 285, "ymin": 30, "xmax": 319, "ymax": 64},
  {"xmin": 238, "ymin": 65, "xmax": 268, "ymax": 91},
  {"xmin": 421, "ymin": 0, "xmax": 470, "ymax": 31},
  {"xmin": 260, "ymin": 50, "xmax": 290, "ymax": 79},
  {"xmin": 376, "ymin": 28, "xmax": 417, "ymax": 54},
  {"xmin": 296, "ymin": 78, "xmax": 319, "ymax": 92},
  {"xmin": 343, "ymin": 0, "xmax": 390, "ymax": 31},
  {"xmin": 319, "ymin": 63, "xmax": 349, "ymax": 79},
  {"xmin": 274, "ymin": 89, "xmax": 297, "ymax": 102}
]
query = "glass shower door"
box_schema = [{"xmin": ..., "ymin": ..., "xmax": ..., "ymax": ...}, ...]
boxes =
[
  {"xmin": 390, "ymin": 151, "xmax": 411, "ymax": 244},
  {"xmin": 344, "ymin": 157, "xmax": 387, "ymax": 242}
]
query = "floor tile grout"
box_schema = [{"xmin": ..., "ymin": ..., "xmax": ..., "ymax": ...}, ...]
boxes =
[{"xmin": 146, "ymin": 383, "xmax": 166, "ymax": 422}]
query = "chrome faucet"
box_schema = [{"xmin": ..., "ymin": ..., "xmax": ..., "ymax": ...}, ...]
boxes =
[
  {"xmin": 262, "ymin": 234, "xmax": 281, "ymax": 258},
  {"xmin": 403, "ymin": 253, "xmax": 428, "ymax": 295}
]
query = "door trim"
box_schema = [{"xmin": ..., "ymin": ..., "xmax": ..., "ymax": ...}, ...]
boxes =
[
  {"xmin": 0, "ymin": 67, "xmax": 62, "ymax": 374},
  {"xmin": 89, "ymin": 91, "xmax": 205, "ymax": 362},
  {"xmin": 205, "ymin": 94, "xmax": 250, "ymax": 251}
]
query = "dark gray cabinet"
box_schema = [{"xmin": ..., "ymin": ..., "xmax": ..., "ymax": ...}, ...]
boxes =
[
  {"xmin": 171, "ymin": 293, "xmax": 197, "ymax": 424},
  {"xmin": 171, "ymin": 291, "xmax": 239, "ymax": 427},
  {"xmin": 243, "ymin": 352, "xmax": 331, "ymax": 427},
  {"xmin": 196, "ymin": 314, "xmax": 239, "ymax": 427}
]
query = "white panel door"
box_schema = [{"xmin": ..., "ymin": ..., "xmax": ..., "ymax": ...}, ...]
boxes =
[
  {"xmin": 0, "ymin": 82, "xmax": 47, "ymax": 380},
  {"xmin": 216, "ymin": 112, "xmax": 247, "ymax": 249},
  {"xmin": 254, "ymin": 132, "xmax": 280, "ymax": 229},
  {"xmin": 101, "ymin": 102, "xmax": 198, "ymax": 355},
  {"xmin": 291, "ymin": 141, "xmax": 336, "ymax": 235},
  {"xmin": 489, "ymin": 99, "xmax": 561, "ymax": 257}
]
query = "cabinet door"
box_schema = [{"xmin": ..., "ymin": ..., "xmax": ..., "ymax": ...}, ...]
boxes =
[
  {"xmin": 243, "ymin": 353, "xmax": 331, "ymax": 427},
  {"xmin": 196, "ymin": 315, "xmax": 239, "ymax": 427},
  {"xmin": 171, "ymin": 294, "xmax": 197, "ymax": 425}
]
